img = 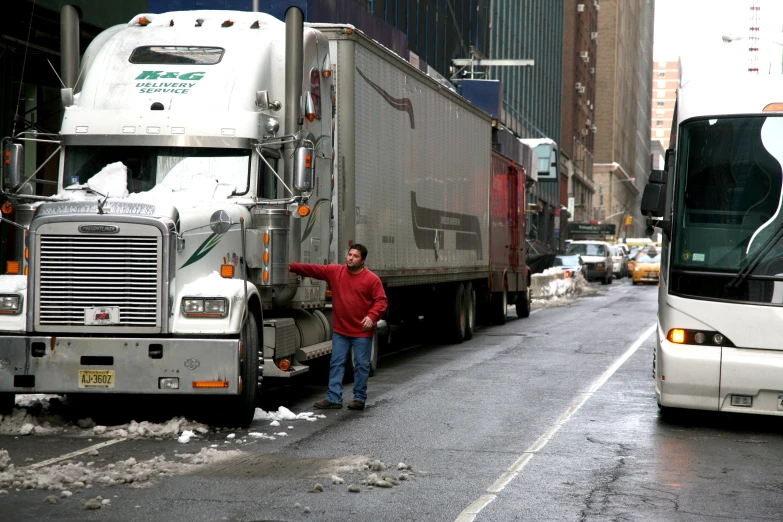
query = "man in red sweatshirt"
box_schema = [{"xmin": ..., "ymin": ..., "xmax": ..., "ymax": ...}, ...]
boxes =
[{"xmin": 289, "ymin": 244, "xmax": 387, "ymax": 410}]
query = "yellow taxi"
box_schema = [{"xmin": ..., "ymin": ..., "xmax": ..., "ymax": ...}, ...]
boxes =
[{"xmin": 629, "ymin": 249, "xmax": 661, "ymax": 285}]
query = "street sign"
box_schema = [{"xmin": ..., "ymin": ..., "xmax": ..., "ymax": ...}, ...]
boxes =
[{"xmin": 570, "ymin": 223, "xmax": 616, "ymax": 236}]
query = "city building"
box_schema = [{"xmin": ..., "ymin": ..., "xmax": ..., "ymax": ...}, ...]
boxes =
[
  {"xmin": 560, "ymin": 0, "xmax": 599, "ymax": 231},
  {"xmin": 487, "ymin": 0, "xmax": 564, "ymax": 248},
  {"xmin": 651, "ymin": 58, "xmax": 680, "ymax": 151},
  {"xmin": 593, "ymin": 0, "xmax": 654, "ymax": 240}
]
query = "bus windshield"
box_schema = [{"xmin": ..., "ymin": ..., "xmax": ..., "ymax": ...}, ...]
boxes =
[{"xmin": 670, "ymin": 115, "xmax": 783, "ymax": 303}]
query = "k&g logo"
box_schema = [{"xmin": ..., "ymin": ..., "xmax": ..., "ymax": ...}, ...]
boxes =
[{"xmin": 135, "ymin": 71, "xmax": 205, "ymax": 80}]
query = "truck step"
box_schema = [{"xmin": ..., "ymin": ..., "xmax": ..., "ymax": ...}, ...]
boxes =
[{"xmin": 296, "ymin": 340, "xmax": 332, "ymax": 361}]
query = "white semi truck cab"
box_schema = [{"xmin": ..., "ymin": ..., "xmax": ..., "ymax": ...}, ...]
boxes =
[{"xmin": 0, "ymin": 8, "xmax": 334, "ymax": 427}]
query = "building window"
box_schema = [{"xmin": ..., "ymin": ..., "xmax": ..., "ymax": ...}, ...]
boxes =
[
  {"xmin": 656, "ymin": 120, "xmax": 664, "ymax": 126},
  {"xmin": 599, "ymin": 194, "xmax": 604, "ymax": 205},
  {"xmin": 658, "ymin": 60, "xmax": 667, "ymax": 67},
  {"xmin": 655, "ymin": 129, "xmax": 664, "ymax": 137},
  {"xmin": 657, "ymin": 90, "xmax": 666, "ymax": 98},
  {"xmin": 657, "ymin": 101, "xmax": 665, "ymax": 106},
  {"xmin": 656, "ymin": 109, "xmax": 665, "ymax": 115},
  {"xmin": 657, "ymin": 71, "xmax": 665, "ymax": 77},
  {"xmin": 657, "ymin": 80, "xmax": 666, "ymax": 88}
]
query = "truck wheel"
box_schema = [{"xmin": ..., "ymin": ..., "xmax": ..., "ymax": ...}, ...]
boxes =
[
  {"xmin": 491, "ymin": 279, "xmax": 508, "ymax": 325},
  {"xmin": 0, "ymin": 393, "xmax": 14, "ymax": 415},
  {"xmin": 516, "ymin": 287, "xmax": 531, "ymax": 318},
  {"xmin": 446, "ymin": 283, "xmax": 467, "ymax": 344},
  {"xmin": 464, "ymin": 282, "xmax": 476, "ymax": 340},
  {"xmin": 213, "ymin": 313, "xmax": 259, "ymax": 428}
]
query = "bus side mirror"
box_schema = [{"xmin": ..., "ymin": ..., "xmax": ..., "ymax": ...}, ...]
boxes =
[
  {"xmin": 641, "ymin": 169, "xmax": 666, "ymax": 218},
  {"xmin": 3, "ymin": 143, "xmax": 24, "ymax": 190},
  {"xmin": 293, "ymin": 145, "xmax": 314, "ymax": 192}
]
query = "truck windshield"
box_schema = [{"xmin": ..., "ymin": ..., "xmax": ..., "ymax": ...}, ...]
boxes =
[
  {"xmin": 63, "ymin": 145, "xmax": 250, "ymax": 196},
  {"xmin": 670, "ymin": 115, "xmax": 783, "ymax": 304}
]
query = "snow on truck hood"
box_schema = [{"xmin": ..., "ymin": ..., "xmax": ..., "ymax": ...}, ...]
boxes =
[{"xmin": 61, "ymin": 162, "xmax": 236, "ymax": 209}]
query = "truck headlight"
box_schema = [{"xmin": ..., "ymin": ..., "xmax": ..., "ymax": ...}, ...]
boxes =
[
  {"xmin": 182, "ymin": 297, "xmax": 228, "ymax": 318},
  {"xmin": 0, "ymin": 294, "xmax": 21, "ymax": 314}
]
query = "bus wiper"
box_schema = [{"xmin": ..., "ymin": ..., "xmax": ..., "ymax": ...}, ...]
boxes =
[{"xmin": 725, "ymin": 222, "xmax": 783, "ymax": 291}]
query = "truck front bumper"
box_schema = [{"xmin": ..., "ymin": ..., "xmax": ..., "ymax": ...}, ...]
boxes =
[{"xmin": 0, "ymin": 335, "xmax": 240, "ymax": 394}]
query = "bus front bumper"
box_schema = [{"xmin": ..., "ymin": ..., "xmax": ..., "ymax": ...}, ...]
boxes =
[{"xmin": 658, "ymin": 338, "xmax": 783, "ymax": 415}]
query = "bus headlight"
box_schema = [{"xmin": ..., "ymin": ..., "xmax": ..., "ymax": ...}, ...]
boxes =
[
  {"xmin": 0, "ymin": 294, "xmax": 21, "ymax": 314},
  {"xmin": 182, "ymin": 297, "xmax": 228, "ymax": 318},
  {"xmin": 667, "ymin": 328, "xmax": 733, "ymax": 347}
]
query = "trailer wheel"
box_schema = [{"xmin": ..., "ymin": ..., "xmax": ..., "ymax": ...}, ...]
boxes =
[
  {"xmin": 464, "ymin": 282, "xmax": 476, "ymax": 340},
  {"xmin": 0, "ymin": 393, "xmax": 14, "ymax": 415},
  {"xmin": 213, "ymin": 313, "xmax": 259, "ymax": 428},
  {"xmin": 516, "ymin": 287, "xmax": 531, "ymax": 318},
  {"xmin": 491, "ymin": 278, "xmax": 508, "ymax": 325},
  {"xmin": 445, "ymin": 283, "xmax": 467, "ymax": 344}
]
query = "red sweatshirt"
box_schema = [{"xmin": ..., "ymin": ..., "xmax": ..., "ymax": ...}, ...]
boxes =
[{"xmin": 289, "ymin": 263, "xmax": 388, "ymax": 338}]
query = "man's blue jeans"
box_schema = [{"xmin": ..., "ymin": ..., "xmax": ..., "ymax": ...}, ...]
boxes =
[{"xmin": 326, "ymin": 332, "xmax": 372, "ymax": 404}]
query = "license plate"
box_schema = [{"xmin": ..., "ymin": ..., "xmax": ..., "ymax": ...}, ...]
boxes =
[
  {"xmin": 78, "ymin": 370, "xmax": 115, "ymax": 389},
  {"xmin": 84, "ymin": 306, "xmax": 120, "ymax": 325}
]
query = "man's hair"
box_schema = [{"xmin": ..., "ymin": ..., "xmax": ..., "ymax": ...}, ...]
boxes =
[{"xmin": 349, "ymin": 243, "xmax": 368, "ymax": 260}]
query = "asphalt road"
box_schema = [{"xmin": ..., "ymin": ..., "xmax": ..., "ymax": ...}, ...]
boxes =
[{"xmin": 4, "ymin": 279, "xmax": 783, "ymax": 521}]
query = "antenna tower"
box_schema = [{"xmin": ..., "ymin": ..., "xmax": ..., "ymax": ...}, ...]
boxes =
[{"xmin": 748, "ymin": 0, "xmax": 760, "ymax": 73}]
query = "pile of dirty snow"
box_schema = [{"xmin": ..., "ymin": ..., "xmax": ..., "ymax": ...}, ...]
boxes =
[
  {"xmin": 0, "ymin": 395, "xmax": 209, "ymax": 439},
  {"xmin": 0, "ymin": 447, "xmax": 242, "ymax": 493}
]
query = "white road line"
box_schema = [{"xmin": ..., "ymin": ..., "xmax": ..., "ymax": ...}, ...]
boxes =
[
  {"xmin": 454, "ymin": 323, "xmax": 657, "ymax": 522},
  {"xmin": 530, "ymin": 308, "xmax": 543, "ymax": 314},
  {"xmin": 24, "ymin": 438, "xmax": 128, "ymax": 470}
]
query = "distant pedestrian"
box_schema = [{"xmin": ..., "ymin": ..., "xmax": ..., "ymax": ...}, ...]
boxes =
[{"xmin": 289, "ymin": 244, "xmax": 387, "ymax": 411}]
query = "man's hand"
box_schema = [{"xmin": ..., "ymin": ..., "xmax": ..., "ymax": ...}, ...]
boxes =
[{"xmin": 361, "ymin": 316, "xmax": 374, "ymax": 331}]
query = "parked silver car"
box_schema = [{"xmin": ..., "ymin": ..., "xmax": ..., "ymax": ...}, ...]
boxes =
[{"xmin": 565, "ymin": 240, "xmax": 613, "ymax": 284}]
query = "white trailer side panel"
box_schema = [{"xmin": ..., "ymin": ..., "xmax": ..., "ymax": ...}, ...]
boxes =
[{"xmin": 325, "ymin": 29, "xmax": 491, "ymax": 286}]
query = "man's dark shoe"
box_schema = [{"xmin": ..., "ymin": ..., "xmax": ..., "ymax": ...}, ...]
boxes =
[
  {"xmin": 347, "ymin": 400, "xmax": 365, "ymax": 411},
  {"xmin": 313, "ymin": 399, "xmax": 342, "ymax": 409}
]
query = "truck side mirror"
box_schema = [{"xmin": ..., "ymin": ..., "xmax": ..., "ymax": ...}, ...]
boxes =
[
  {"xmin": 3, "ymin": 143, "xmax": 24, "ymax": 190},
  {"xmin": 641, "ymin": 169, "xmax": 666, "ymax": 218},
  {"xmin": 293, "ymin": 145, "xmax": 314, "ymax": 192}
]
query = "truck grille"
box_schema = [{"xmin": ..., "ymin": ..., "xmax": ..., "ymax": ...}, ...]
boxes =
[{"xmin": 37, "ymin": 235, "xmax": 160, "ymax": 327}]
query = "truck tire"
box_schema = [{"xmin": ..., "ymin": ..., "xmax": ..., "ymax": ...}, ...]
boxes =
[
  {"xmin": 464, "ymin": 282, "xmax": 476, "ymax": 340},
  {"xmin": 213, "ymin": 313, "xmax": 259, "ymax": 428},
  {"xmin": 491, "ymin": 279, "xmax": 508, "ymax": 325},
  {"xmin": 446, "ymin": 283, "xmax": 467, "ymax": 344},
  {"xmin": 0, "ymin": 393, "xmax": 14, "ymax": 415},
  {"xmin": 516, "ymin": 287, "xmax": 531, "ymax": 318}
]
